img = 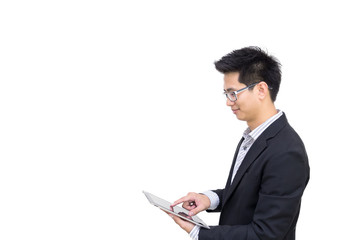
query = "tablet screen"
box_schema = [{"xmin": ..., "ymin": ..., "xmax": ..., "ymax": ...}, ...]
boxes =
[{"xmin": 143, "ymin": 191, "xmax": 210, "ymax": 229}]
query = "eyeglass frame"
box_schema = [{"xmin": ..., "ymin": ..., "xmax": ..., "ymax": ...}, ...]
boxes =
[{"xmin": 223, "ymin": 82, "xmax": 272, "ymax": 102}]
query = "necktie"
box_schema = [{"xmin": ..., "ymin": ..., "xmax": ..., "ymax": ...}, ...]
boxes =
[{"xmin": 231, "ymin": 136, "xmax": 253, "ymax": 183}]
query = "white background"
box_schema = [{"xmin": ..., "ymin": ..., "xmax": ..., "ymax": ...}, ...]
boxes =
[{"xmin": 1, "ymin": 0, "xmax": 359, "ymax": 239}]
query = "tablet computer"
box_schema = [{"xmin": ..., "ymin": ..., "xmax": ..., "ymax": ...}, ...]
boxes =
[{"xmin": 143, "ymin": 191, "xmax": 210, "ymax": 229}]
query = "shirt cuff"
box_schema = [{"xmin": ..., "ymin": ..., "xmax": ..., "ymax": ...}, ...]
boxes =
[
  {"xmin": 202, "ymin": 190, "xmax": 220, "ymax": 210},
  {"xmin": 189, "ymin": 225, "xmax": 200, "ymax": 240}
]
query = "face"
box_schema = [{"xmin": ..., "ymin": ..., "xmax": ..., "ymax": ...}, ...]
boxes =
[{"xmin": 223, "ymin": 72, "xmax": 260, "ymax": 122}]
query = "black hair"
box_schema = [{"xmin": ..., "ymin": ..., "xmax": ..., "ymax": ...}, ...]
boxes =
[{"xmin": 214, "ymin": 46, "xmax": 281, "ymax": 102}]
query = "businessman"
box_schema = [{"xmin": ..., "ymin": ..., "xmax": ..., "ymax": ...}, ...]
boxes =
[{"xmin": 166, "ymin": 47, "xmax": 310, "ymax": 240}]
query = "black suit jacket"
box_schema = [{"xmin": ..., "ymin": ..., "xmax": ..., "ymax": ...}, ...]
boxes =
[{"xmin": 199, "ymin": 114, "xmax": 310, "ymax": 240}]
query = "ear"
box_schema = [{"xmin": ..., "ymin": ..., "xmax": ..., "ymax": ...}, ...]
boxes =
[{"xmin": 257, "ymin": 82, "xmax": 270, "ymax": 100}]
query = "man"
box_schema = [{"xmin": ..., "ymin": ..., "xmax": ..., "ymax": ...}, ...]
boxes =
[{"xmin": 166, "ymin": 47, "xmax": 310, "ymax": 240}]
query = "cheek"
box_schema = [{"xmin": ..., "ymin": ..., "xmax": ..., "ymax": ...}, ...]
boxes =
[
  {"xmin": 235, "ymin": 97, "xmax": 248, "ymax": 109},
  {"xmin": 233, "ymin": 101, "xmax": 242, "ymax": 110},
  {"xmin": 236, "ymin": 98, "xmax": 256, "ymax": 113},
  {"xmin": 238, "ymin": 93, "xmax": 257, "ymax": 108}
]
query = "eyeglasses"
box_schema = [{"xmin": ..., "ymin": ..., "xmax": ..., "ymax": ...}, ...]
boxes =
[{"xmin": 224, "ymin": 82, "xmax": 260, "ymax": 102}]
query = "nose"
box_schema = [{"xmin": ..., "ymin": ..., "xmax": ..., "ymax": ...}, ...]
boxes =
[{"xmin": 226, "ymin": 98, "xmax": 235, "ymax": 106}]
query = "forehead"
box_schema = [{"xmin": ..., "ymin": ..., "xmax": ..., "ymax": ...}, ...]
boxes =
[{"xmin": 223, "ymin": 72, "xmax": 246, "ymax": 91}]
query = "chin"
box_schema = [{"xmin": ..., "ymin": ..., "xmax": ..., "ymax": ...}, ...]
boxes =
[{"xmin": 235, "ymin": 113, "xmax": 246, "ymax": 121}]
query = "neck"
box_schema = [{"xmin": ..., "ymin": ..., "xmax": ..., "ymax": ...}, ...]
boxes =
[{"xmin": 247, "ymin": 105, "xmax": 278, "ymax": 131}]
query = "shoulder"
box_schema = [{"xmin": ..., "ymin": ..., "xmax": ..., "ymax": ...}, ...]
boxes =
[
  {"xmin": 261, "ymin": 115, "xmax": 309, "ymax": 170},
  {"xmin": 265, "ymin": 113, "xmax": 306, "ymax": 149}
]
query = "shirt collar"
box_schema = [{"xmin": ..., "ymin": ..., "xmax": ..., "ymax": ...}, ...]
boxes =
[{"xmin": 242, "ymin": 110, "xmax": 283, "ymax": 141}]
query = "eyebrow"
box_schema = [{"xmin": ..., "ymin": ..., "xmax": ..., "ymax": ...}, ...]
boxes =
[{"xmin": 224, "ymin": 88, "xmax": 236, "ymax": 92}]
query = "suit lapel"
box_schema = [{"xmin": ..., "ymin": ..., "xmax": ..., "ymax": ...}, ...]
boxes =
[
  {"xmin": 223, "ymin": 138, "xmax": 267, "ymax": 206},
  {"xmin": 224, "ymin": 138, "xmax": 244, "ymax": 191},
  {"xmin": 222, "ymin": 114, "xmax": 288, "ymax": 207}
]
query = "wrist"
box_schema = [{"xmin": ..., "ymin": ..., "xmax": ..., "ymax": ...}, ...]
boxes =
[{"xmin": 202, "ymin": 190, "xmax": 219, "ymax": 210}]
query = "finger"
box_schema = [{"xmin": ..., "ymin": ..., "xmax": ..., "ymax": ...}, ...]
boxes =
[
  {"xmin": 165, "ymin": 212, "xmax": 182, "ymax": 224},
  {"xmin": 161, "ymin": 209, "xmax": 171, "ymax": 215},
  {"xmin": 188, "ymin": 205, "xmax": 205, "ymax": 216},
  {"xmin": 171, "ymin": 214, "xmax": 183, "ymax": 224},
  {"xmin": 169, "ymin": 214, "xmax": 195, "ymax": 233},
  {"xmin": 161, "ymin": 209, "xmax": 174, "ymax": 219},
  {"xmin": 182, "ymin": 201, "xmax": 196, "ymax": 210},
  {"xmin": 171, "ymin": 195, "xmax": 192, "ymax": 207},
  {"xmin": 183, "ymin": 205, "xmax": 197, "ymax": 211}
]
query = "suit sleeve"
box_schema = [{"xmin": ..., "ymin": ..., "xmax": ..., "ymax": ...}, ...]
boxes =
[{"xmin": 199, "ymin": 148, "xmax": 310, "ymax": 240}]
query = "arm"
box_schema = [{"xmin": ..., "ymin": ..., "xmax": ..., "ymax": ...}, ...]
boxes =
[{"xmin": 199, "ymin": 150, "xmax": 309, "ymax": 240}]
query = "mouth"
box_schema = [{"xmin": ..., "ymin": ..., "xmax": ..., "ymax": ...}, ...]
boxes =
[{"xmin": 232, "ymin": 108, "xmax": 240, "ymax": 114}]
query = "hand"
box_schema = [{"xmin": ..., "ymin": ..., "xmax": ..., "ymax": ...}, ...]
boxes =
[
  {"xmin": 164, "ymin": 211, "xmax": 195, "ymax": 234},
  {"xmin": 171, "ymin": 192, "xmax": 211, "ymax": 217}
]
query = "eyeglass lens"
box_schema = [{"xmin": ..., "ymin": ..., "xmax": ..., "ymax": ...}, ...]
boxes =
[{"xmin": 228, "ymin": 92, "xmax": 237, "ymax": 101}]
